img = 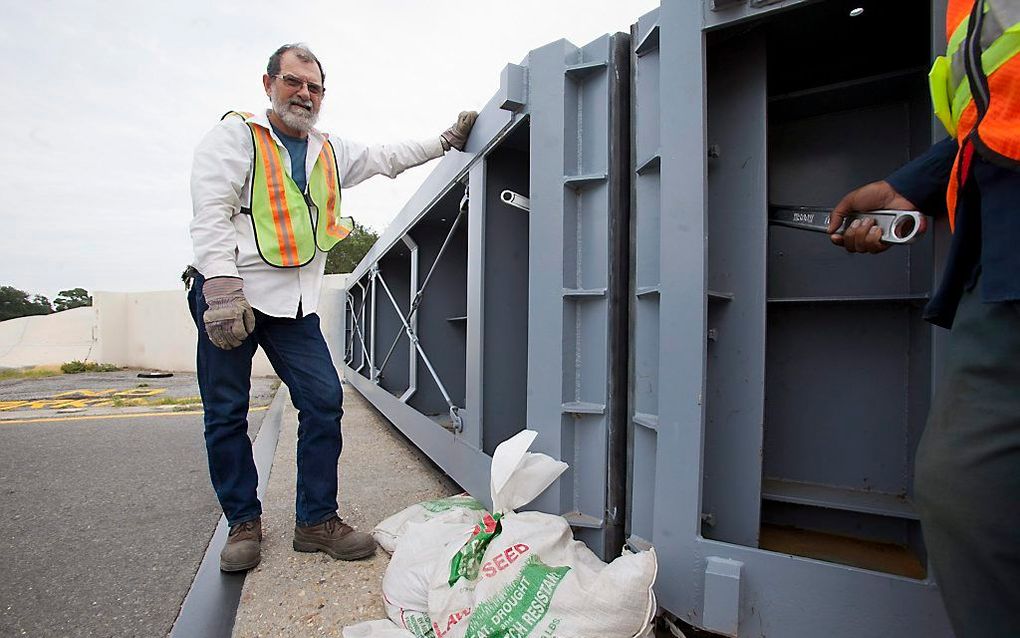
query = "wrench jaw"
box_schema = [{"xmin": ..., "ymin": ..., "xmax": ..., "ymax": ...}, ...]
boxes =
[
  {"xmin": 887, "ymin": 211, "xmax": 922, "ymax": 244},
  {"xmin": 856, "ymin": 210, "xmax": 923, "ymax": 245}
]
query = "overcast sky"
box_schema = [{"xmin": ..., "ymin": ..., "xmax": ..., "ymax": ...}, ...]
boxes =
[{"xmin": 1, "ymin": 0, "xmax": 659, "ymax": 300}]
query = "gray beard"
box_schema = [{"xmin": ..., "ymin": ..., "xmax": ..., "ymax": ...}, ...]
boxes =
[{"xmin": 271, "ymin": 91, "xmax": 318, "ymax": 133}]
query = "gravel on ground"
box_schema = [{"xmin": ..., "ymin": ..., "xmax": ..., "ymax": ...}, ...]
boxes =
[{"xmin": 231, "ymin": 382, "xmax": 459, "ymax": 638}]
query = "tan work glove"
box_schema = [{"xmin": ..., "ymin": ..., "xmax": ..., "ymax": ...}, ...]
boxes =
[
  {"xmin": 202, "ymin": 277, "xmax": 255, "ymax": 350},
  {"xmin": 440, "ymin": 111, "xmax": 478, "ymax": 152}
]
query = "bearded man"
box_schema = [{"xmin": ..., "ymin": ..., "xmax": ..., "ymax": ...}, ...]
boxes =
[{"xmin": 187, "ymin": 43, "xmax": 476, "ymax": 572}]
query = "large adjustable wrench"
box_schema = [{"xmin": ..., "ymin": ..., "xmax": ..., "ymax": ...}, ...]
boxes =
[{"xmin": 769, "ymin": 206, "xmax": 926, "ymax": 245}]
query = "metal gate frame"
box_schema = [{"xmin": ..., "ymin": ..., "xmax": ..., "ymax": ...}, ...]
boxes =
[
  {"xmin": 626, "ymin": 1, "xmax": 955, "ymax": 636},
  {"xmin": 342, "ymin": 33, "xmax": 632, "ymax": 559}
]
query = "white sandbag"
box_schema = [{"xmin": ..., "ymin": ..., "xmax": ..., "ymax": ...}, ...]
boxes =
[
  {"xmin": 342, "ymin": 619, "xmax": 415, "ymax": 638},
  {"xmin": 383, "ymin": 512, "xmax": 479, "ymax": 636},
  {"xmin": 426, "ymin": 430, "xmax": 658, "ymax": 638},
  {"xmin": 374, "ymin": 494, "xmax": 488, "ymax": 554}
]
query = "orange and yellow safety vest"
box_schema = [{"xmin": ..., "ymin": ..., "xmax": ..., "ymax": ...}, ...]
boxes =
[
  {"xmin": 929, "ymin": 0, "xmax": 1020, "ymax": 229},
  {"xmin": 223, "ymin": 111, "xmax": 354, "ymax": 268}
]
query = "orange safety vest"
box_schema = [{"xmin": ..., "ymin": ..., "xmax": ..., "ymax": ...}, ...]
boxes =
[
  {"xmin": 222, "ymin": 111, "xmax": 353, "ymax": 268},
  {"xmin": 930, "ymin": 0, "xmax": 1020, "ymax": 229}
]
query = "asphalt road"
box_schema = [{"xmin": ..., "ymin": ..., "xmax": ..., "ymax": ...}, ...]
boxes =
[{"xmin": 0, "ymin": 372, "xmax": 277, "ymax": 637}]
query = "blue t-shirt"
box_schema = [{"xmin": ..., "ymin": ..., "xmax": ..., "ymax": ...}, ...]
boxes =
[{"xmin": 270, "ymin": 123, "xmax": 309, "ymax": 193}]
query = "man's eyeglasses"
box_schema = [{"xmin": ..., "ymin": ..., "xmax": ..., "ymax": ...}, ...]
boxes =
[{"xmin": 273, "ymin": 74, "xmax": 325, "ymax": 96}]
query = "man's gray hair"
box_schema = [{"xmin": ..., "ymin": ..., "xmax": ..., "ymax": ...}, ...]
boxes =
[{"xmin": 267, "ymin": 43, "xmax": 325, "ymax": 84}]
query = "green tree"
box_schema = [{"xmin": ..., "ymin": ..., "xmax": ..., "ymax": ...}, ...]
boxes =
[
  {"xmin": 53, "ymin": 287, "xmax": 92, "ymax": 312},
  {"xmin": 324, "ymin": 221, "xmax": 379, "ymax": 275},
  {"xmin": 0, "ymin": 286, "xmax": 53, "ymax": 321}
]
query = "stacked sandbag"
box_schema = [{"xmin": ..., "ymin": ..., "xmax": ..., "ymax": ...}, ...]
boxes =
[
  {"xmin": 374, "ymin": 494, "xmax": 488, "ymax": 554},
  {"xmin": 372, "ymin": 495, "xmax": 491, "ymax": 635},
  {"xmin": 428, "ymin": 514, "xmax": 656, "ymax": 638},
  {"xmin": 383, "ymin": 512, "xmax": 480, "ymax": 636},
  {"xmin": 344, "ymin": 430, "xmax": 657, "ymax": 638},
  {"xmin": 426, "ymin": 431, "xmax": 657, "ymax": 638}
]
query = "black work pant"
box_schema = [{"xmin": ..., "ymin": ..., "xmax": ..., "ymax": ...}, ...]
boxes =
[{"xmin": 915, "ymin": 279, "xmax": 1020, "ymax": 638}]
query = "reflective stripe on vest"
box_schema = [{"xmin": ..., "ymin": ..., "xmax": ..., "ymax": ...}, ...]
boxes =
[
  {"xmin": 221, "ymin": 111, "xmax": 354, "ymax": 268},
  {"xmin": 928, "ymin": 1, "xmax": 1020, "ymax": 229},
  {"xmin": 311, "ymin": 137, "xmax": 355, "ymax": 249},
  {"xmin": 930, "ymin": 2, "xmax": 1020, "ymax": 137}
]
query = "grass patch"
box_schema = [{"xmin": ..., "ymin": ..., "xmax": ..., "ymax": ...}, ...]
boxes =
[
  {"xmin": 61, "ymin": 360, "xmax": 120, "ymax": 374},
  {"xmin": 155, "ymin": 395, "xmax": 203, "ymax": 406},
  {"xmin": 109, "ymin": 395, "xmax": 203, "ymax": 408},
  {"xmin": 0, "ymin": 365, "xmax": 64, "ymax": 381}
]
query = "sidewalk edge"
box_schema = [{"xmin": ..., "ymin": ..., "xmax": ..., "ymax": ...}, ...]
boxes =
[{"xmin": 168, "ymin": 385, "xmax": 289, "ymax": 638}]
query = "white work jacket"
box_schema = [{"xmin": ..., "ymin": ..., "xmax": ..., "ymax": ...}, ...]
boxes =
[{"xmin": 190, "ymin": 109, "xmax": 445, "ymax": 317}]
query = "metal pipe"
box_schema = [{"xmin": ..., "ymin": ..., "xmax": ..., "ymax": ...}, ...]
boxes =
[{"xmin": 500, "ymin": 189, "xmax": 531, "ymax": 212}]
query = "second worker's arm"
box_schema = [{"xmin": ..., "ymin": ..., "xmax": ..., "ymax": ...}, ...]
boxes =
[{"xmin": 828, "ymin": 137, "xmax": 957, "ymax": 254}]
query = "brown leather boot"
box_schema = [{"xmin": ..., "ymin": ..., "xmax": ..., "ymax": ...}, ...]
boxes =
[
  {"xmin": 292, "ymin": 516, "xmax": 376, "ymax": 560},
  {"xmin": 220, "ymin": 517, "xmax": 262, "ymax": 572}
]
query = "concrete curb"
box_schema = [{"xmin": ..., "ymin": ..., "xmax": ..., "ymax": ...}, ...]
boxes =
[{"xmin": 168, "ymin": 385, "xmax": 289, "ymax": 638}]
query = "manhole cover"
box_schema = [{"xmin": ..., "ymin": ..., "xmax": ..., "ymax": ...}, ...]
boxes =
[{"xmin": 137, "ymin": 371, "xmax": 173, "ymax": 379}]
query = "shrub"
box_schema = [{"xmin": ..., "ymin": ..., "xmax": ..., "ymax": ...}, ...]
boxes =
[{"xmin": 60, "ymin": 360, "xmax": 120, "ymax": 374}]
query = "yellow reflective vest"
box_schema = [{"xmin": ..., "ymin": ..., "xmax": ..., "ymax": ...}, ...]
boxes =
[
  {"xmin": 224, "ymin": 111, "xmax": 354, "ymax": 268},
  {"xmin": 929, "ymin": 1, "xmax": 1020, "ymax": 228}
]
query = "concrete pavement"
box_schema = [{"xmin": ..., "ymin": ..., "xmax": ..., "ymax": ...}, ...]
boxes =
[{"xmin": 0, "ymin": 371, "xmax": 277, "ymax": 637}]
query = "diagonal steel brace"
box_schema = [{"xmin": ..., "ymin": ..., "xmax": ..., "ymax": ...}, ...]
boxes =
[
  {"xmin": 374, "ymin": 270, "xmax": 463, "ymax": 431},
  {"xmin": 376, "ymin": 191, "xmax": 468, "ymax": 378},
  {"xmin": 347, "ymin": 290, "xmax": 373, "ymax": 373}
]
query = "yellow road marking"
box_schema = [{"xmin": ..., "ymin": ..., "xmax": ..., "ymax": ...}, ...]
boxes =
[
  {"xmin": 0, "ymin": 405, "xmax": 270, "ymax": 425},
  {"xmin": 53, "ymin": 389, "xmax": 118, "ymax": 398},
  {"xmin": 0, "ymin": 390, "xmax": 180, "ymax": 411},
  {"xmin": 52, "ymin": 388, "xmax": 167, "ymax": 398}
]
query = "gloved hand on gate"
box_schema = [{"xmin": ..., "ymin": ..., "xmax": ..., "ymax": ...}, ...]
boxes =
[
  {"xmin": 440, "ymin": 111, "xmax": 478, "ymax": 152},
  {"xmin": 202, "ymin": 277, "xmax": 255, "ymax": 350}
]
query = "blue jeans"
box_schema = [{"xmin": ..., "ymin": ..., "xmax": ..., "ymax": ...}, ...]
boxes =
[{"xmin": 188, "ymin": 273, "xmax": 343, "ymax": 528}]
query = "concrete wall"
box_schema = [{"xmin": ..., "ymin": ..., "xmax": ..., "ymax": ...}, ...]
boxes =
[
  {"xmin": 91, "ymin": 290, "xmax": 274, "ymax": 376},
  {"xmin": 0, "ymin": 274, "xmax": 349, "ymax": 376},
  {"xmin": 0, "ymin": 306, "xmax": 97, "ymax": 368}
]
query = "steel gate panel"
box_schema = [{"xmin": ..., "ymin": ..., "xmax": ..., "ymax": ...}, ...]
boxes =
[
  {"xmin": 341, "ymin": 32, "xmax": 631, "ymax": 559},
  {"xmin": 627, "ymin": 1, "xmax": 956, "ymax": 635}
]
